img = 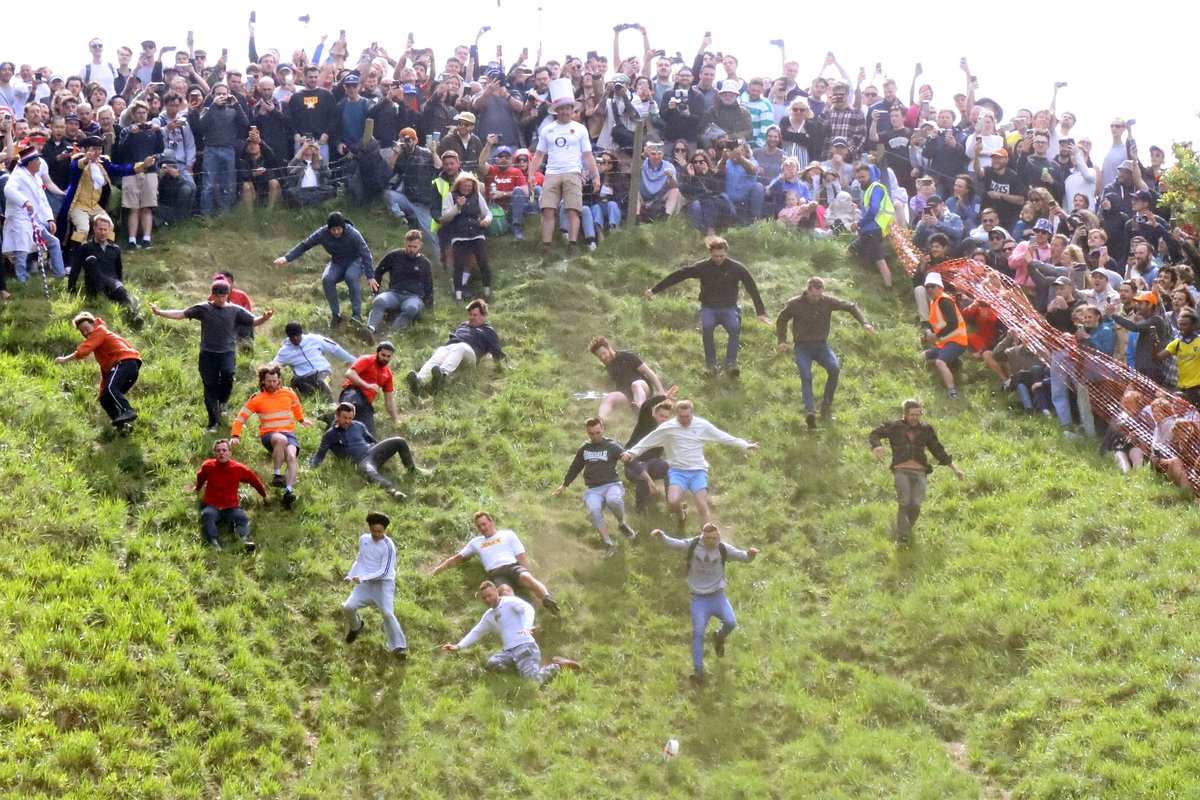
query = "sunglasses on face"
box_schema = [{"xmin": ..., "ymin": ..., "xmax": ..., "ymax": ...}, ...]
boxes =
[{"xmin": 674, "ymin": 147, "xmax": 688, "ymax": 152}]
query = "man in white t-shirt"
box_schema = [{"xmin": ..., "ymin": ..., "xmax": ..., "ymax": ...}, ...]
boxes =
[
  {"xmin": 527, "ymin": 84, "xmax": 600, "ymax": 256},
  {"xmin": 429, "ymin": 510, "xmax": 560, "ymax": 612},
  {"xmin": 81, "ymin": 38, "xmax": 117, "ymax": 97}
]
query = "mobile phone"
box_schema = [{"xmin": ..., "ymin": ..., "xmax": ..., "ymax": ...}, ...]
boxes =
[
  {"xmin": 407, "ymin": 32, "xmax": 415, "ymax": 46},
  {"xmin": 222, "ymin": 48, "xmax": 228, "ymax": 58},
  {"xmin": 653, "ymin": 49, "xmax": 666, "ymax": 58},
  {"xmin": 705, "ymin": 31, "xmax": 711, "ymax": 38},
  {"xmin": 1126, "ymin": 119, "xmax": 1137, "ymax": 127},
  {"xmin": 340, "ymin": 29, "xmax": 346, "ymax": 38},
  {"xmin": 34, "ymin": 71, "xmax": 43, "ymax": 80},
  {"xmin": 188, "ymin": 30, "xmax": 193, "ymax": 40},
  {"xmin": 769, "ymin": 39, "xmax": 784, "ymax": 48},
  {"xmin": 250, "ymin": 10, "xmax": 256, "ymax": 22},
  {"xmin": 875, "ymin": 62, "xmax": 882, "ymax": 72}
]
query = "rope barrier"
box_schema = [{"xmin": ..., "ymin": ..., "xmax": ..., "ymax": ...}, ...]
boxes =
[{"xmin": 889, "ymin": 224, "xmax": 1200, "ymax": 498}]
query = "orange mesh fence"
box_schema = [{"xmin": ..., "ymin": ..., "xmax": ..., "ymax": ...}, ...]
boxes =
[{"xmin": 888, "ymin": 225, "xmax": 1200, "ymax": 497}]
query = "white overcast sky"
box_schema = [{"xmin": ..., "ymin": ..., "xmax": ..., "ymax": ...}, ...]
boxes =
[{"xmin": 10, "ymin": 0, "xmax": 1197, "ymax": 157}]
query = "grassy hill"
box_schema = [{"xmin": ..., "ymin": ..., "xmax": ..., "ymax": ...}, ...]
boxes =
[{"xmin": 2, "ymin": 211, "xmax": 1199, "ymax": 799}]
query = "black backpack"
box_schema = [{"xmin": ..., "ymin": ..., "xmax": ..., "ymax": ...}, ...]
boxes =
[{"xmin": 685, "ymin": 536, "xmax": 727, "ymax": 574}]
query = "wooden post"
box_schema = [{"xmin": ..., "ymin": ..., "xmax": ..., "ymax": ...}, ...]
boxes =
[{"xmin": 625, "ymin": 119, "xmax": 646, "ymax": 229}]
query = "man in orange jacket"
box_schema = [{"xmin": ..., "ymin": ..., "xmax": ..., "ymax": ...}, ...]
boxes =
[
  {"xmin": 921, "ymin": 273, "xmax": 968, "ymax": 399},
  {"xmin": 230, "ymin": 362, "xmax": 312, "ymax": 509},
  {"xmin": 54, "ymin": 311, "xmax": 142, "ymax": 429}
]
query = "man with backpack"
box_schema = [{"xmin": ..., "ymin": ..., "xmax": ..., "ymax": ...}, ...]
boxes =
[{"xmin": 651, "ymin": 522, "xmax": 759, "ymax": 684}]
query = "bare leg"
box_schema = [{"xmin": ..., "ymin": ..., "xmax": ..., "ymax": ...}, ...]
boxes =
[
  {"xmin": 666, "ymin": 484, "xmax": 685, "ymax": 527},
  {"xmin": 692, "ymin": 488, "xmax": 712, "ymax": 526},
  {"xmin": 980, "ymin": 350, "xmax": 1009, "ymax": 381},
  {"xmin": 598, "ymin": 391, "xmax": 626, "ymax": 420},
  {"xmin": 566, "ymin": 208, "xmax": 581, "ymax": 243},
  {"xmin": 285, "ymin": 444, "xmax": 299, "ymax": 487},
  {"xmin": 266, "ymin": 179, "xmax": 281, "ymax": 210},
  {"xmin": 140, "ymin": 208, "xmax": 153, "ymax": 240},
  {"xmin": 270, "ymin": 433, "xmax": 287, "ymax": 474},
  {"xmin": 630, "ymin": 380, "xmax": 649, "ymax": 409},
  {"xmin": 540, "ymin": 208, "xmax": 556, "ymax": 244},
  {"xmin": 126, "ymin": 209, "xmax": 140, "ymax": 241},
  {"xmin": 931, "ymin": 359, "xmax": 955, "ymax": 389},
  {"xmin": 1113, "ymin": 451, "xmax": 1132, "ymax": 473},
  {"xmin": 240, "ymin": 182, "xmax": 256, "ymax": 210},
  {"xmin": 876, "ymin": 258, "xmax": 892, "ymax": 288},
  {"xmin": 517, "ymin": 570, "xmax": 550, "ymax": 598}
]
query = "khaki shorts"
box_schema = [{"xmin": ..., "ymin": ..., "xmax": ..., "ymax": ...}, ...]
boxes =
[
  {"xmin": 121, "ymin": 172, "xmax": 159, "ymax": 209},
  {"xmin": 539, "ymin": 171, "xmax": 583, "ymax": 212},
  {"xmin": 69, "ymin": 206, "xmax": 110, "ymax": 243}
]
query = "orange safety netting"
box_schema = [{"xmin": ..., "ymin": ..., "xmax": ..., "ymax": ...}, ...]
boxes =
[{"xmin": 888, "ymin": 225, "xmax": 1200, "ymax": 498}]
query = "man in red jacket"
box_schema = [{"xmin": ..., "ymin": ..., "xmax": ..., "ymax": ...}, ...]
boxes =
[
  {"xmin": 195, "ymin": 439, "xmax": 268, "ymax": 552},
  {"xmin": 54, "ymin": 311, "xmax": 142, "ymax": 429}
]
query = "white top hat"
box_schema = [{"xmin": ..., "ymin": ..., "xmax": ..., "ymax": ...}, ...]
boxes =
[{"xmin": 548, "ymin": 77, "xmax": 578, "ymax": 110}]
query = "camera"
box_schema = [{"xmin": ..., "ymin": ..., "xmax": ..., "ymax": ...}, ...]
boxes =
[{"xmin": 34, "ymin": 71, "xmax": 43, "ymax": 80}]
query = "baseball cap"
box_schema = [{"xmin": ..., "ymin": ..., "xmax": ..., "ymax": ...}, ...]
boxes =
[
  {"xmin": 926, "ymin": 195, "xmax": 943, "ymax": 205},
  {"xmin": 830, "ymin": 136, "xmax": 850, "ymax": 147},
  {"xmin": 341, "ymin": 74, "xmax": 360, "ymax": 86},
  {"xmin": 1133, "ymin": 189, "xmax": 1154, "ymax": 203},
  {"xmin": 401, "ymin": 83, "xmax": 418, "ymax": 94},
  {"xmin": 1052, "ymin": 276, "xmax": 1072, "ymax": 286},
  {"xmin": 1134, "ymin": 291, "xmax": 1158, "ymax": 304},
  {"xmin": 1118, "ymin": 159, "xmax": 1135, "ymax": 172},
  {"xmin": 992, "ymin": 147, "xmax": 1009, "ymax": 158},
  {"xmin": 493, "ymin": 145, "xmax": 513, "ymax": 156},
  {"xmin": 613, "ymin": 74, "xmax": 630, "ymax": 85}
]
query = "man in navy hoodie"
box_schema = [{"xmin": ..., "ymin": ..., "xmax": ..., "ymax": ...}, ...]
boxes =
[{"xmin": 274, "ymin": 211, "xmax": 374, "ymax": 327}]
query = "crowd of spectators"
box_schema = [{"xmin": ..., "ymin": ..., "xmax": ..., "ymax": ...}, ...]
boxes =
[{"xmin": 2, "ymin": 24, "xmax": 1200, "ymax": 492}]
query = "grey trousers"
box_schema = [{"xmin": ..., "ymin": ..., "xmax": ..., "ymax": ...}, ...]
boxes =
[
  {"xmin": 342, "ymin": 578, "xmax": 407, "ymax": 651},
  {"xmin": 486, "ymin": 641, "xmax": 559, "ymax": 684},
  {"xmin": 892, "ymin": 467, "xmax": 927, "ymax": 540}
]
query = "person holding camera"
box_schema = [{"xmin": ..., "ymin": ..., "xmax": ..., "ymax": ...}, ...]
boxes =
[
  {"xmin": 115, "ymin": 100, "xmax": 164, "ymax": 249},
  {"xmin": 661, "ymin": 67, "xmax": 704, "ymax": 147},
  {"xmin": 196, "ymin": 84, "xmax": 248, "ymax": 215},
  {"xmin": 470, "ymin": 69, "xmax": 522, "ymax": 148},
  {"xmin": 282, "ymin": 138, "xmax": 336, "ymax": 208}
]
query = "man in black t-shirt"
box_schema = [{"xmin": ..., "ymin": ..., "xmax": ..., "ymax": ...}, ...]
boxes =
[
  {"xmin": 553, "ymin": 417, "xmax": 638, "ymax": 557},
  {"xmin": 972, "ymin": 143, "xmax": 1026, "ymax": 231},
  {"xmin": 148, "ymin": 281, "xmax": 274, "ymax": 431},
  {"xmin": 588, "ymin": 335, "xmax": 666, "ymax": 420}
]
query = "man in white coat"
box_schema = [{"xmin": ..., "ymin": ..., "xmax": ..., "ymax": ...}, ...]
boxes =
[{"xmin": 3, "ymin": 146, "xmax": 66, "ymax": 284}]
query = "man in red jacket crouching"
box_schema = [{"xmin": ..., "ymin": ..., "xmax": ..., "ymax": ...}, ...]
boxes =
[{"xmin": 195, "ymin": 439, "xmax": 268, "ymax": 552}]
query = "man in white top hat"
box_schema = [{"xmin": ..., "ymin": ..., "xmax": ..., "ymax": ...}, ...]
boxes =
[{"xmin": 527, "ymin": 78, "xmax": 600, "ymax": 257}]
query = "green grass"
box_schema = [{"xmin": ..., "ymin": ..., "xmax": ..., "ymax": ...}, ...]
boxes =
[{"xmin": 2, "ymin": 209, "xmax": 1199, "ymax": 799}]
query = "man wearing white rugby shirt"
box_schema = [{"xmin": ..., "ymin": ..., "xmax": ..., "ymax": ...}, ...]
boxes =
[
  {"xmin": 342, "ymin": 511, "xmax": 408, "ymax": 660},
  {"xmin": 429, "ymin": 510, "xmax": 560, "ymax": 613},
  {"xmin": 621, "ymin": 399, "xmax": 759, "ymax": 533},
  {"xmin": 441, "ymin": 581, "xmax": 580, "ymax": 685},
  {"xmin": 527, "ymin": 78, "xmax": 600, "ymax": 257}
]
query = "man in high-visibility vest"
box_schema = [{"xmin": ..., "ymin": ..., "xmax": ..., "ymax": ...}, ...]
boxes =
[
  {"xmin": 851, "ymin": 163, "xmax": 894, "ymax": 288},
  {"xmin": 230, "ymin": 362, "xmax": 313, "ymax": 509},
  {"xmin": 921, "ymin": 273, "xmax": 968, "ymax": 399}
]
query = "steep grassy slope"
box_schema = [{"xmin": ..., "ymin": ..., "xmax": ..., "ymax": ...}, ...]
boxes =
[{"xmin": 1, "ymin": 212, "xmax": 1197, "ymax": 799}]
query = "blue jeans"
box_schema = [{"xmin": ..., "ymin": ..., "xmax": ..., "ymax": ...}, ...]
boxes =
[
  {"xmin": 793, "ymin": 341, "xmax": 841, "ymax": 413},
  {"xmin": 690, "ymin": 590, "xmax": 737, "ymax": 671},
  {"xmin": 508, "ymin": 186, "xmax": 528, "ymax": 232},
  {"xmin": 700, "ymin": 305, "xmax": 741, "ymax": 369},
  {"xmin": 587, "ymin": 200, "xmax": 621, "ymax": 229},
  {"xmin": 11, "ymin": 226, "xmax": 66, "ymax": 281},
  {"xmin": 687, "ymin": 195, "xmax": 734, "ymax": 232},
  {"xmin": 1049, "ymin": 350, "xmax": 1074, "ymax": 427},
  {"xmin": 323, "ymin": 257, "xmax": 368, "ymax": 319},
  {"xmin": 559, "ymin": 202, "xmax": 596, "ymax": 239},
  {"xmin": 200, "ymin": 504, "xmax": 250, "ymax": 544},
  {"xmin": 200, "ymin": 145, "xmax": 236, "ymax": 215},
  {"xmin": 727, "ymin": 182, "xmax": 764, "ymax": 222},
  {"xmin": 384, "ymin": 190, "xmax": 438, "ymax": 254},
  {"xmin": 368, "ymin": 290, "xmax": 424, "ymax": 332}
]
